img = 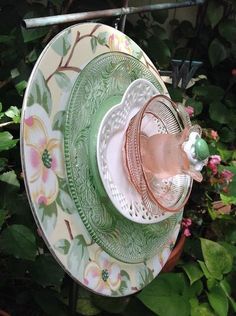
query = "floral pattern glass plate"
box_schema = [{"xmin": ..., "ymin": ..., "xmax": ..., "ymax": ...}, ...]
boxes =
[{"xmin": 21, "ymin": 22, "xmax": 182, "ymax": 297}]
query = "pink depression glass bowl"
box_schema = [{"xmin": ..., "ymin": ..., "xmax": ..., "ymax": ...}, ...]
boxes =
[{"xmin": 124, "ymin": 94, "xmax": 193, "ymax": 213}]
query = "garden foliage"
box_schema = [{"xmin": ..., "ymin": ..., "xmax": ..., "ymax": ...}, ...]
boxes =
[{"xmin": 0, "ymin": 0, "xmax": 235, "ymax": 315}]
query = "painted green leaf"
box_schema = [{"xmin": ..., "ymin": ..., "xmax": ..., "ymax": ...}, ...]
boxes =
[
  {"xmin": 0, "ymin": 132, "xmax": 18, "ymax": 152},
  {"xmin": 56, "ymin": 188, "xmax": 76, "ymax": 214},
  {"xmin": 30, "ymin": 254, "xmax": 64, "ymax": 287},
  {"xmin": 219, "ymin": 20, "xmax": 236, "ymax": 43},
  {"xmin": 208, "ymin": 285, "xmax": 228, "ymax": 316},
  {"xmin": 137, "ymin": 266, "xmax": 154, "ymax": 288},
  {"xmin": 97, "ymin": 32, "xmax": 108, "ymax": 45},
  {"xmin": 51, "ymin": 30, "xmax": 72, "ymax": 56},
  {"xmin": 182, "ymin": 262, "xmax": 204, "ymax": 285},
  {"xmin": 119, "ymin": 270, "xmax": 131, "ymax": 295},
  {"xmin": 67, "ymin": 235, "xmax": 89, "ymax": 276},
  {"xmin": 5, "ymin": 106, "xmax": 21, "ymax": 123},
  {"xmin": 52, "ymin": 110, "xmax": 66, "ymax": 132},
  {"xmin": 191, "ymin": 302, "xmax": 215, "ymax": 316},
  {"xmin": 208, "ymin": 39, "xmax": 227, "ymax": 67},
  {"xmin": 38, "ymin": 201, "xmax": 57, "ymax": 235},
  {"xmin": 90, "ymin": 37, "xmax": 98, "ymax": 53},
  {"xmin": 0, "ymin": 224, "xmax": 36, "ymax": 261},
  {"xmin": 200, "ymin": 239, "xmax": 233, "ymax": 280},
  {"xmin": 137, "ymin": 273, "xmax": 190, "ymax": 316},
  {"xmin": 54, "ymin": 72, "xmax": 71, "ymax": 90},
  {"xmin": 28, "ymin": 70, "xmax": 52, "ymax": 115},
  {"xmin": 54, "ymin": 239, "xmax": 70, "ymax": 255},
  {"xmin": 207, "ymin": 1, "xmax": 224, "ymax": 28},
  {"xmin": 209, "ymin": 101, "xmax": 230, "ymax": 124}
]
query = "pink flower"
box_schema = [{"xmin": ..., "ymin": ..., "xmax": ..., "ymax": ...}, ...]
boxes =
[
  {"xmin": 84, "ymin": 251, "xmax": 121, "ymax": 295},
  {"xmin": 210, "ymin": 130, "xmax": 218, "ymax": 140},
  {"xmin": 221, "ymin": 169, "xmax": 234, "ymax": 183},
  {"xmin": 182, "ymin": 218, "xmax": 192, "ymax": 237},
  {"xmin": 182, "ymin": 218, "xmax": 192, "ymax": 228},
  {"xmin": 232, "ymin": 69, "xmax": 236, "ymax": 77},
  {"xmin": 208, "ymin": 155, "xmax": 221, "ymax": 175},
  {"xmin": 185, "ymin": 106, "xmax": 194, "ymax": 117},
  {"xmin": 184, "ymin": 228, "xmax": 191, "ymax": 237}
]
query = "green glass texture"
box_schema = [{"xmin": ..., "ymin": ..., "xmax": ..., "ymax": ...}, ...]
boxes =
[
  {"xmin": 195, "ymin": 138, "xmax": 209, "ymax": 160},
  {"xmin": 64, "ymin": 52, "xmax": 181, "ymax": 264}
]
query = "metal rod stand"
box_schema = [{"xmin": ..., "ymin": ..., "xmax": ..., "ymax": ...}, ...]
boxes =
[{"xmin": 23, "ymin": 0, "xmax": 204, "ymax": 29}]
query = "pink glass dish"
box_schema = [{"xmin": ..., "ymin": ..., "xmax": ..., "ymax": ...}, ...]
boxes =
[{"xmin": 124, "ymin": 95, "xmax": 194, "ymax": 213}]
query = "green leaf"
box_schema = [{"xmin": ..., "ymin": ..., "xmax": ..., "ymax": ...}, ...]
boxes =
[
  {"xmin": 52, "ymin": 110, "xmax": 66, "ymax": 132},
  {"xmin": 56, "ymin": 188, "xmax": 77, "ymax": 214},
  {"xmin": 0, "ymin": 209, "xmax": 8, "ymax": 229},
  {"xmin": 30, "ymin": 254, "xmax": 64, "ymax": 287},
  {"xmin": 148, "ymin": 37, "xmax": 171, "ymax": 67},
  {"xmin": 67, "ymin": 235, "xmax": 89, "ymax": 276},
  {"xmin": 191, "ymin": 302, "xmax": 215, "ymax": 316},
  {"xmin": 97, "ymin": 32, "xmax": 108, "ymax": 45},
  {"xmin": 207, "ymin": 1, "xmax": 224, "ymax": 28},
  {"xmin": 151, "ymin": 10, "xmax": 168, "ymax": 24},
  {"xmin": 198, "ymin": 260, "xmax": 212, "ymax": 279},
  {"xmin": 28, "ymin": 69, "xmax": 52, "ymax": 115},
  {"xmin": 0, "ymin": 170, "xmax": 20, "ymax": 193},
  {"xmin": 90, "ymin": 37, "xmax": 98, "ymax": 53},
  {"xmin": 219, "ymin": 20, "xmax": 236, "ymax": 43},
  {"xmin": 0, "ymin": 35, "xmax": 15, "ymax": 44},
  {"xmin": 208, "ymin": 285, "xmax": 228, "ymax": 316},
  {"xmin": 32, "ymin": 288, "xmax": 67, "ymax": 316},
  {"xmin": 51, "ymin": 29, "xmax": 71, "ymax": 56},
  {"xmin": 54, "ymin": 239, "xmax": 70, "ymax": 255},
  {"xmin": 21, "ymin": 26, "xmax": 49, "ymax": 43},
  {"xmin": 186, "ymin": 99, "xmax": 203, "ymax": 115},
  {"xmin": 15, "ymin": 80, "xmax": 27, "ymax": 96},
  {"xmin": 200, "ymin": 239, "xmax": 233, "ymax": 280},
  {"xmin": 192, "ymin": 85, "xmax": 224, "ymax": 101},
  {"xmin": 0, "ymin": 158, "xmax": 7, "ymax": 172},
  {"xmin": 219, "ymin": 127, "xmax": 235, "ymax": 143},
  {"xmin": 208, "ymin": 39, "xmax": 227, "ymax": 67},
  {"xmin": 137, "ymin": 273, "xmax": 190, "ymax": 316},
  {"xmin": 91, "ymin": 296, "xmax": 128, "ymax": 314},
  {"xmin": 209, "ymin": 101, "xmax": 230, "ymax": 124},
  {"xmin": 54, "ymin": 72, "xmax": 71, "ymax": 90},
  {"xmin": 189, "ymin": 280, "xmax": 203, "ymax": 298},
  {"xmin": 5, "ymin": 106, "xmax": 21, "ymax": 123},
  {"xmin": 77, "ymin": 297, "xmax": 101, "ymax": 316},
  {"xmin": 0, "ymin": 171, "xmax": 20, "ymax": 210},
  {"xmin": 0, "ymin": 132, "xmax": 18, "ymax": 152},
  {"xmin": 0, "ymin": 224, "xmax": 36, "ymax": 261},
  {"xmin": 38, "ymin": 201, "xmax": 57, "ymax": 235},
  {"xmin": 182, "ymin": 262, "xmax": 204, "ymax": 285}
]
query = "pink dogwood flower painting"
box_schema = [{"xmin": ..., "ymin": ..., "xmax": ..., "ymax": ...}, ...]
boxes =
[{"xmin": 24, "ymin": 105, "xmax": 64, "ymax": 206}]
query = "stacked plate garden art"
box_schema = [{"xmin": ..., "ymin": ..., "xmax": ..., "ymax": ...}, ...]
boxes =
[{"xmin": 21, "ymin": 23, "xmax": 208, "ymax": 297}]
